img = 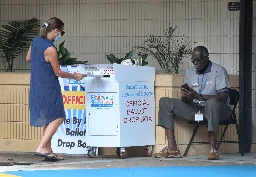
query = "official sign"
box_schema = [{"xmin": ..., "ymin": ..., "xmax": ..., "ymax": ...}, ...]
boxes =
[{"xmin": 52, "ymin": 65, "xmax": 87, "ymax": 154}]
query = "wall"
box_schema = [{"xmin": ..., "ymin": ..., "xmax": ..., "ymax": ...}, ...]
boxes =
[
  {"xmin": 0, "ymin": 73, "xmax": 42, "ymax": 151},
  {"xmin": 0, "ymin": 73, "xmax": 243, "ymax": 156},
  {"xmin": 0, "ymin": 0, "xmax": 239, "ymax": 75}
]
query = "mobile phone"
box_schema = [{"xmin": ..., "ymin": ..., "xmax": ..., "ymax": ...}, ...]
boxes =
[{"xmin": 181, "ymin": 83, "xmax": 191, "ymax": 91}]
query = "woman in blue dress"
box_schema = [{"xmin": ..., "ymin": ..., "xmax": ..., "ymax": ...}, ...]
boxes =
[{"xmin": 26, "ymin": 17, "xmax": 85, "ymax": 160}]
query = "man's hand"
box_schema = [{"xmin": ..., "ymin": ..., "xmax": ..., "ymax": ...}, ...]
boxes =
[
  {"xmin": 181, "ymin": 88, "xmax": 200, "ymax": 100},
  {"xmin": 181, "ymin": 88, "xmax": 191, "ymax": 103},
  {"xmin": 182, "ymin": 87, "xmax": 228, "ymax": 104}
]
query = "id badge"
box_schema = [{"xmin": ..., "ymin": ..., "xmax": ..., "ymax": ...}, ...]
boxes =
[{"xmin": 195, "ymin": 112, "xmax": 203, "ymax": 121}]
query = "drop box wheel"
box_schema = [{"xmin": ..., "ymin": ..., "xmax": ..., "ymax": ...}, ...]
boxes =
[
  {"xmin": 121, "ymin": 152, "xmax": 125, "ymax": 159},
  {"xmin": 144, "ymin": 148, "xmax": 152, "ymax": 157},
  {"xmin": 116, "ymin": 147, "xmax": 121, "ymax": 157},
  {"xmin": 119, "ymin": 147, "xmax": 126, "ymax": 159},
  {"xmin": 88, "ymin": 149, "xmax": 96, "ymax": 158}
]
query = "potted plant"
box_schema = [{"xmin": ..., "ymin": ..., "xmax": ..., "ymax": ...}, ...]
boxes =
[
  {"xmin": 106, "ymin": 51, "xmax": 148, "ymax": 66},
  {"xmin": 0, "ymin": 18, "xmax": 40, "ymax": 72},
  {"xmin": 135, "ymin": 26, "xmax": 192, "ymax": 74},
  {"xmin": 57, "ymin": 40, "xmax": 88, "ymax": 65}
]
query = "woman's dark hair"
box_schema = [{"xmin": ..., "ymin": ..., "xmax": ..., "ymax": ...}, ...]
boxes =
[{"xmin": 40, "ymin": 17, "xmax": 64, "ymax": 38}]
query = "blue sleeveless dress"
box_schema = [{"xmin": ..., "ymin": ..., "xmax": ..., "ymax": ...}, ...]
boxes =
[{"xmin": 29, "ymin": 36, "xmax": 66, "ymax": 127}]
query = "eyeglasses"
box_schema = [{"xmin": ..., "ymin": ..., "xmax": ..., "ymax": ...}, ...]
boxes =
[
  {"xmin": 55, "ymin": 29, "xmax": 65, "ymax": 36},
  {"xmin": 190, "ymin": 56, "xmax": 208, "ymax": 64},
  {"xmin": 60, "ymin": 31, "xmax": 65, "ymax": 36}
]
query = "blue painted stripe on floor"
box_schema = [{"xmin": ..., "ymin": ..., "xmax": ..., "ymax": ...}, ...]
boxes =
[{"xmin": 5, "ymin": 166, "xmax": 256, "ymax": 177}]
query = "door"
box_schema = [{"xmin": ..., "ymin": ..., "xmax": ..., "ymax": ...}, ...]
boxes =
[{"xmin": 87, "ymin": 92, "xmax": 118, "ymax": 136}]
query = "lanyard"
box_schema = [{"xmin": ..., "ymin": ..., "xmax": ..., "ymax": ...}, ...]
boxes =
[{"xmin": 198, "ymin": 74, "xmax": 205, "ymax": 94}]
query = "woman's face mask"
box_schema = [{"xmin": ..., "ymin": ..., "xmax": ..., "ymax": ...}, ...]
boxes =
[{"xmin": 55, "ymin": 32, "xmax": 61, "ymax": 42}]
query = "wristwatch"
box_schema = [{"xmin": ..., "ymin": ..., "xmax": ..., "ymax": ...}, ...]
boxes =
[{"xmin": 199, "ymin": 94, "xmax": 204, "ymax": 101}]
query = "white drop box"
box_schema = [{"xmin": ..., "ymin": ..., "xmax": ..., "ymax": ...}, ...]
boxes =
[{"xmin": 80, "ymin": 64, "xmax": 155, "ymax": 154}]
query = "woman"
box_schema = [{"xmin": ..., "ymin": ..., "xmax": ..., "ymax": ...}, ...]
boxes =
[{"xmin": 26, "ymin": 17, "xmax": 85, "ymax": 161}]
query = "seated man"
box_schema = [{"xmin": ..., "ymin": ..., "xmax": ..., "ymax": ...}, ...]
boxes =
[{"xmin": 154, "ymin": 46, "xmax": 232, "ymax": 160}]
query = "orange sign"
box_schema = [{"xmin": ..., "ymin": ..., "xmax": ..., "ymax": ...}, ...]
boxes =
[{"xmin": 62, "ymin": 91, "xmax": 86, "ymax": 110}]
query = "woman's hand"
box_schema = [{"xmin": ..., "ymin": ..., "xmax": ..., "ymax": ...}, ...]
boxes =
[{"xmin": 74, "ymin": 73, "xmax": 86, "ymax": 81}]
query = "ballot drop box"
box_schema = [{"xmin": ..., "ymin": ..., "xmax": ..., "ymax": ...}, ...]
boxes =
[{"xmin": 81, "ymin": 64, "xmax": 155, "ymax": 158}]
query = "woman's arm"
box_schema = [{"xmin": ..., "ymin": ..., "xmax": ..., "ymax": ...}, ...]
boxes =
[
  {"xmin": 26, "ymin": 46, "xmax": 31, "ymax": 62},
  {"xmin": 44, "ymin": 46, "xmax": 85, "ymax": 81}
]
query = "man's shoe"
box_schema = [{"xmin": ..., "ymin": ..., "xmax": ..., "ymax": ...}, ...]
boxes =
[
  {"xmin": 208, "ymin": 147, "xmax": 219, "ymax": 160},
  {"xmin": 154, "ymin": 146, "xmax": 181, "ymax": 158}
]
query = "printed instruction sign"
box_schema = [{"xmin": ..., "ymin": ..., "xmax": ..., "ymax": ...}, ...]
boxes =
[
  {"xmin": 120, "ymin": 83, "xmax": 154, "ymax": 125},
  {"xmin": 118, "ymin": 82, "xmax": 155, "ymax": 146}
]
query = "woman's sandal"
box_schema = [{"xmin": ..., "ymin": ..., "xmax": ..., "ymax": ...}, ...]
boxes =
[
  {"xmin": 42, "ymin": 153, "xmax": 64, "ymax": 161},
  {"xmin": 34, "ymin": 152, "xmax": 64, "ymax": 161}
]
